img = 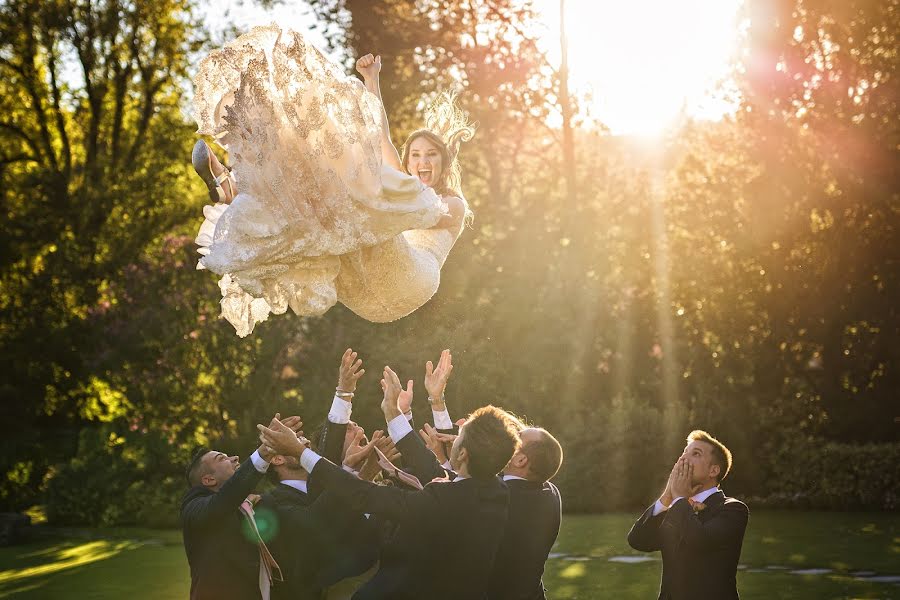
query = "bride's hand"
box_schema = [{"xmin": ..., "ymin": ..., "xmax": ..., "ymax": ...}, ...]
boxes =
[{"xmin": 355, "ymin": 53, "xmax": 382, "ymax": 80}]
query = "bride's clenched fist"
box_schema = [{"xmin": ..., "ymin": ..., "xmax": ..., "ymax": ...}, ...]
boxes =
[{"xmin": 355, "ymin": 53, "xmax": 382, "ymax": 80}]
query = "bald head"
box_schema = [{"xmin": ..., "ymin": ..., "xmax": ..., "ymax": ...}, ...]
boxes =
[{"xmin": 519, "ymin": 427, "xmax": 563, "ymax": 483}]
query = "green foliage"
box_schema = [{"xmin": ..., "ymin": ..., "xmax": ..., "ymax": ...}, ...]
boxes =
[
  {"xmin": 0, "ymin": 0, "xmax": 897, "ymax": 523},
  {"xmin": 754, "ymin": 438, "xmax": 900, "ymax": 511}
]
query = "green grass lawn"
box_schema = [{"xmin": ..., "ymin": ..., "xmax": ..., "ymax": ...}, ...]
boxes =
[{"xmin": 0, "ymin": 511, "xmax": 897, "ymax": 599}]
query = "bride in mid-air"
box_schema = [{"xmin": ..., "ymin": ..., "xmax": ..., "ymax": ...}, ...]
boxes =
[{"xmin": 191, "ymin": 26, "xmax": 474, "ymax": 336}]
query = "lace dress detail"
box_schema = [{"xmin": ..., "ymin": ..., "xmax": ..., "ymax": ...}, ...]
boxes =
[{"xmin": 192, "ymin": 26, "xmax": 456, "ymax": 336}]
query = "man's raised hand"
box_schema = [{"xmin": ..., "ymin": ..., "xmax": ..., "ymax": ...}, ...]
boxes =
[
  {"xmin": 424, "ymin": 349, "xmax": 453, "ymax": 410},
  {"xmin": 258, "ymin": 417, "xmax": 309, "ymax": 458},
  {"xmin": 380, "ymin": 366, "xmax": 403, "ymax": 421},
  {"xmin": 258, "ymin": 413, "xmax": 300, "ymax": 460},
  {"xmin": 398, "ymin": 379, "xmax": 414, "ymax": 415},
  {"xmin": 337, "ymin": 348, "xmax": 365, "ymax": 395},
  {"xmin": 344, "ymin": 429, "xmax": 378, "ymax": 471},
  {"xmin": 419, "ymin": 423, "xmax": 450, "ymax": 464},
  {"xmin": 670, "ymin": 458, "xmax": 694, "ymax": 499}
]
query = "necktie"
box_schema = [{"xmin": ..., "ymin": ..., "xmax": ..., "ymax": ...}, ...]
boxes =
[{"xmin": 240, "ymin": 499, "xmax": 284, "ymax": 600}]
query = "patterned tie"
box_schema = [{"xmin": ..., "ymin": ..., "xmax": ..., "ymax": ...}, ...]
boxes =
[{"xmin": 240, "ymin": 499, "xmax": 284, "ymax": 600}]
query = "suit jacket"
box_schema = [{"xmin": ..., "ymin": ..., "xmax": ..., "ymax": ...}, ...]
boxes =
[
  {"xmin": 487, "ymin": 479, "xmax": 562, "ymax": 600},
  {"xmin": 309, "ymin": 456, "xmax": 510, "ymax": 600},
  {"xmin": 627, "ymin": 491, "xmax": 749, "ymax": 600},
  {"xmin": 261, "ymin": 483, "xmax": 379, "ymax": 600},
  {"xmin": 181, "ymin": 458, "xmax": 265, "ymax": 600}
]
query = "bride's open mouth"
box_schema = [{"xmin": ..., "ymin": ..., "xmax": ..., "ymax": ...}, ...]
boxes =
[{"xmin": 417, "ymin": 169, "xmax": 433, "ymax": 185}]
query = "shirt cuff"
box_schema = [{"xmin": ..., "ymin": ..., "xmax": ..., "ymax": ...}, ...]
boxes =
[
  {"xmin": 404, "ymin": 410, "xmax": 413, "ymax": 421},
  {"xmin": 250, "ymin": 450, "xmax": 270, "ymax": 473},
  {"xmin": 432, "ymin": 408, "xmax": 453, "ymax": 430},
  {"xmin": 670, "ymin": 496, "xmax": 685, "ymax": 508},
  {"xmin": 652, "ymin": 500, "xmax": 667, "ymax": 516},
  {"xmin": 328, "ymin": 396, "xmax": 353, "ymax": 424},
  {"xmin": 441, "ymin": 460, "xmax": 452, "ymax": 471},
  {"xmin": 300, "ymin": 448, "xmax": 323, "ymax": 474},
  {"xmin": 387, "ymin": 413, "xmax": 413, "ymax": 443}
]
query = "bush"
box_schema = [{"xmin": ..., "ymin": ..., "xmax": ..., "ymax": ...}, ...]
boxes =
[
  {"xmin": 44, "ymin": 426, "xmax": 185, "ymax": 528},
  {"xmin": 750, "ymin": 438, "xmax": 900, "ymax": 511}
]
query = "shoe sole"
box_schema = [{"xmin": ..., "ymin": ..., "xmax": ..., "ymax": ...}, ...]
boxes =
[{"xmin": 192, "ymin": 140, "xmax": 221, "ymax": 203}]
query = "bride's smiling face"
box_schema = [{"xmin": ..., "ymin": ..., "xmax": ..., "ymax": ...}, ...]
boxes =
[{"xmin": 406, "ymin": 137, "xmax": 443, "ymax": 187}]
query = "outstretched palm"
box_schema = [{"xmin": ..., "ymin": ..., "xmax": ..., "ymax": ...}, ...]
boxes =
[
  {"xmin": 398, "ymin": 379, "xmax": 414, "ymax": 414},
  {"xmin": 425, "ymin": 349, "xmax": 453, "ymax": 400}
]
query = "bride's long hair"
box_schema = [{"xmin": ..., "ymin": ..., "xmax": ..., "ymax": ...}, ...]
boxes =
[{"xmin": 401, "ymin": 91, "xmax": 476, "ymax": 203}]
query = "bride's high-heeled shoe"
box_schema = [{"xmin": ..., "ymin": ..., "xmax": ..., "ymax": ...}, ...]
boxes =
[{"xmin": 192, "ymin": 140, "xmax": 235, "ymax": 203}]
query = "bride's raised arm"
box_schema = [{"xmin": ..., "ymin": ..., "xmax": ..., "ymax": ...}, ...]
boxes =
[{"xmin": 356, "ymin": 54, "xmax": 403, "ymax": 171}]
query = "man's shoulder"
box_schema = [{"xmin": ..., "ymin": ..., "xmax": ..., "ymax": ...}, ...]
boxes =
[
  {"xmin": 181, "ymin": 485, "xmax": 212, "ymax": 509},
  {"xmin": 721, "ymin": 494, "xmax": 750, "ymax": 514},
  {"xmin": 428, "ymin": 476, "xmax": 507, "ymax": 498}
]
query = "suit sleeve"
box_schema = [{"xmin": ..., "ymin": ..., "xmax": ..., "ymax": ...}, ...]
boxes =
[
  {"xmin": 394, "ymin": 428, "xmax": 447, "ymax": 483},
  {"xmin": 627, "ymin": 503, "xmax": 666, "ymax": 552},
  {"xmin": 660, "ymin": 499, "xmax": 749, "ymax": 551},
  {"xmin": 309, "ymin": 455, "xmax": 440, "ymax": 524},
  {"xmin": 181, "ymin": 458, "xmax": 263, "ymax": 529},
  {"xmin": 319, "ymin": 420, "xmax": 348, "ymax": 464}
]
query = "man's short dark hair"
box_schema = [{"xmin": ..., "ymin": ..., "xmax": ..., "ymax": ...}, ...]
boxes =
[
  {"xmin": 186, "ymin": 447, "xmax": 210, "ymax": 487},
  {"xmin": 522, "ymin": 429, "xmax": 564, "ymax": 483},
  {"xmin": 687, "ymin": 430, "xmax": 733, "ymax": 482},
  {"xmin": 461, "ymin": 406, "xmax": 521, "ymax": 479}
]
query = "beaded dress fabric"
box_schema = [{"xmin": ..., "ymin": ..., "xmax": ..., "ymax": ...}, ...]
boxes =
[{"xmin": 192, "ymin": 26, "xmax": 455, "ymax": 336}]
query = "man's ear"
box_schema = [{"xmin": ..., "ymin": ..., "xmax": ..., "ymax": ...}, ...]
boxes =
[
  {"xmin": 201, "ymin": 474, "xmax": 217, "ymax": 488},
  {"xmin": 457, "ymin": 446, "xmax": 469, "ymax": 465},
  {"xmin": 710, "ymin": 463, "xmax": 721, "ymax": 480},
  {"xmin": 271, "ymin": 455, "xmax": 286, "ymax": 467},
  {"xmin": 511, "ymin": 451, "xmax": 528, "ymax": 469}
]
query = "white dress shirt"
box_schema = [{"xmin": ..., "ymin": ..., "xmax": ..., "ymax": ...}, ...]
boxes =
[
  {"xmin": 328, "ymin": 396, "xmax": 353, "ymax": 424},
  {"xmin": 652, "ymin": 486, "xmax": 720, "ymax": 516},
  {"xmin": 280, "ymin": 479, "xmax": 308, "ymax": 494},
  {"xmin": 250, "ymin": 450, "xmax": 270, "ymax": 473}
]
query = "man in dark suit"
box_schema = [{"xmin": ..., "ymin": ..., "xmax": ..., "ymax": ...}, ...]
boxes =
[
  {"xmin": 258, "ymin": 366, "xmax": 522, "ymax": 600},
  {"xmin": 260, "ymin": 445, "xmax": 379, "ymax": 600},
  {"xmin": 488, "ymin": 426, "xmax": 564, "ymax": 600},
  {"xmin": 180, "ymin": 415, "xmax": 301, "ymax": 600},
  {"xmin": 628, "ymin": 430, "xmax": 749, "ymax": 600}
]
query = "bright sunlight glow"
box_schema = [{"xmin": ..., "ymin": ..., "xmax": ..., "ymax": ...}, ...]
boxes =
[
  {"xmin": 206, "ymin": 0, "xmax": 744, "ymax": 138},
  {"xmin": 536, "ymin": 0, "xmax": 744, "ymax": 136}
]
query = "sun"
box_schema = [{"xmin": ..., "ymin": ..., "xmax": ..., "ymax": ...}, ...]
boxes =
[{"xmin": 536, "ymin": 0, "xmax": 744, "ymax": 136}]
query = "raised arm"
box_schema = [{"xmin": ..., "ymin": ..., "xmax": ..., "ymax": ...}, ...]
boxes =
[
  {"xmin": 424, "ymin": 349, "xmax": 456, "ymax": 433},
  {"xmin": 356, "ymin": 54, "xmax": 403, "ymax": 171},
  {"xmin": 319, "ymin": 348, "xmax": 365, "ymax": 463},
  {"xmin": 258, "ymin": 416, "xmax": 438, "ymax": 523}
]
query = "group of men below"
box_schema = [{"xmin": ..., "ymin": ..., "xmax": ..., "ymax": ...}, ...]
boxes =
[
  {"xmin": 180, "ymin": 349, "xmax": 749, "ymax": 600},
  {"xmin": 180, "ymin": 349, "xmax": 564, "ymax": 600}
]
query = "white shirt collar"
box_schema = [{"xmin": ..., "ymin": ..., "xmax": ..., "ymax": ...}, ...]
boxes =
[
  {"xmin": 503, "ymin": 475, "xmax": 528, "ymax": 481},
  {"xmin": 280, "ymin": 479, "xmax": 308, "ymax": 494},
  {"xmin": 692, "ymin": 486, "xmax": 720, "ymax": 504}
]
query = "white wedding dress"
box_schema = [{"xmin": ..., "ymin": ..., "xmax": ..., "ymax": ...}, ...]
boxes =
[{"xmin": 192, "ymin": 26, "xmax": 458, "ymax": 336}]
